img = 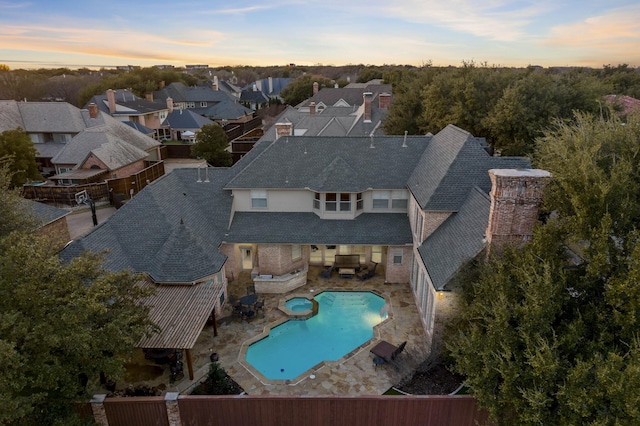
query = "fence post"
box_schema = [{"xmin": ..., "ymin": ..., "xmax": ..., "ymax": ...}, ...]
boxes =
[
  {"xmin": 165, "ymin": 392, "xmax": 182, "ymax": 426},
  {"xmin": 90, "ymin": 394, "xmax": 109, "ymax": 426}
]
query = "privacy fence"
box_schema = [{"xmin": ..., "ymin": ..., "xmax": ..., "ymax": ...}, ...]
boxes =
[{"xmin": 82, "ymin": 394, "xmax": 491, "ymax": 426}]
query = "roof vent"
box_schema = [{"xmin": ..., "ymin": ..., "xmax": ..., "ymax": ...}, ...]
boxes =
[
  {"xmin": 369, "ymin": 135, "xmax": 375, "ymax": 149},
  {"xmin": 402, "ymin": 130, "xmax": 408, "ymax": 148}
]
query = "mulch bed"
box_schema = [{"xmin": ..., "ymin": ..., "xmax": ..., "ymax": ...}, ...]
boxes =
[{"xmin": 395, "ymin": 355, "xmax": 465, "ymax": 395}]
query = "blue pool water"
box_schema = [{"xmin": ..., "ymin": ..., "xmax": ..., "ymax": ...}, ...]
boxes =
[
  {"xmin": 246, "ymin": 291, "xmax": 386, "ymax": 380},
  {"xmin": 285, "ymin": 297, "xmax": 313, "ymax": 312}
]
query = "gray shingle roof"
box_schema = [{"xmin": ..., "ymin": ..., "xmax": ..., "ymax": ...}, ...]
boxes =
[
  {"xmin": 162, "ymin": 109, "xmax": 214, "ymax": 130},
  {"xmin": 0, "ymin": 100, "xmax": 87, "ymax": 133},
  {"xmin": 298, "ymin": 85, "xmax": 392, "ymax": 108},
  {"xmin": 154, "ymin": 82, "xmax": 235, "ymax": 104},
  {"xmin": 225, "ymin": 135, "xmax": 429, "ymax": 191},
  {"xmin": 226, "ymin": 212, "xmax": 412, "ymax": 245},
  {"xmin": 202, "ymin": 101, "xmax": 253, "ymax": 120},
  {"xmin": 60, "ymin": 168, "xmax": 233, "ymax": 283},
  {"xmin": 24, "ymin": 199, "xmax": 69, "ymax": 226},
  {"xmin": 418, "ymin": 187, "xmax": 490, "ymax": 290},
  {"xmin": 408, "ymin": 125, "xmax": 531, "ymax": 211}
]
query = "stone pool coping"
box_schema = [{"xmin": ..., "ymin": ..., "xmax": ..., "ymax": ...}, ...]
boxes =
[{"xmin": 237, "ymin": 288, "xmax": 393, "ymax": 386}]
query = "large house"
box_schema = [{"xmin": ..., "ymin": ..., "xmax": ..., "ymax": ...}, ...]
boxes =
[
  {"xmin": 61, "ymin": 124, "xmax": 548, "ymax": 358},
  {"xmin": 0, "ymin": 100, "xmax": 161, "ymax": 183}
]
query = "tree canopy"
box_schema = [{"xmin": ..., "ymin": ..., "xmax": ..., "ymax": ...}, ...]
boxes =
[
  {"xmin": 191, "ymin": 124, "xmax": 232, "ymax": 167},
  {"xmin": 0, "ymin": 162, "xmax": 156, "ymax": 425},
  {"xmin": 0, "ymin": 128, "xmax": 41, "ymax": 187},
  {"xmin": 447, "ymin": 112, "xmax": 640, "ymax": 425},
  {"xmin": 280, "ymin": 75, "xmax": 337, "ymax": 106}
]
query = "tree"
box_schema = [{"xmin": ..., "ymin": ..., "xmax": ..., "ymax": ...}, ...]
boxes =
[
  {"xmin": 0, "ymin": 162, "xmax": 156, "ymax": 424},
  {"xmin": 0, "ymin": 128, "xmax": 40, "ymax": 187},
  {"xmin": 191, "ymin": 124, "xmax": 232, "ymax": 167},
  {"xmin": 280, "ymin": 75, "xmax": 334, "ymax": 106},
  {"xmin": 447, "ymin": 112, "xmax": 640, "ymax": 425}
]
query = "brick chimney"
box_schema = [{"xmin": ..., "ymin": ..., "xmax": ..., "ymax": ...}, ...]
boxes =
[
  {"xmin": 274, "ymin": 122, "xmax": 293, "ymax": 139},
  {"xmin": 212, "ymin": 75, "xmax": 218, "ymax": 91},
  {"xmin": 363, "ymin": 92, "xmax": 373, "ymax": 122},
  {"xmin": 106, "ymin": 89, "xmax": 116, "ymax": 113},
  {"xmin": 486, "ymin": 169, "xmax": 552, "ymax": 255},
  {"xmin": 378, "ymin": 93, "xmax": 391, "ymax": 109},
  {"xmin": 88, "ymin": 103, "xmax": 99, "ymax": 118},
  {"xmin": 145, "ymin": 92, "xmax": 153, "ymax": 102},
  {"xmin": 313, "ymin": 81, "xmax": 319, "ymax": 95},
  {"xmin": 309, "ymin": 102, "xmax": 316, "ymax": 115},
  {"xmin": 166, "ymin": 97, "xmax": 174, "ymax": 113}
]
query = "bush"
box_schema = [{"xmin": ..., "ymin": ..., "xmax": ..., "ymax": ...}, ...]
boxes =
[{"xmin": 190, "ymin": 362, "xmax": 244, "ymax": 395}]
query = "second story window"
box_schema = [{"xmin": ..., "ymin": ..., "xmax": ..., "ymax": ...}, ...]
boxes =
[
  {"xmin": 325, "ymin": 193, "xmax": 337, "ymax": 211},
  {"xmin": 251, "ymin": 190, "xmax": 267, "ymax": 208},
  {"xmin": 356, "ymin": 192, "xmax": 363, "ymax": 210},
  {"xmin": 372, "ymin": 191, "xmax": 389, "ymax": 209},
  {"xmin": 187, "ymin": 102, "xmax": 195, "ymax": 108},
  {"xmin": 200, "ymin": 101, "xmax": 207, "ymax": 107},
  {"xmin": 392, "ymin": 190, "xmax": 408, "ymax": 209},
  {"xmin": 339, "ymin": 193, "xmax": 351, "ymax": 211},
  {"xmin": 313, "ymin": 192, "xmax": 320, "ymax": 210}
]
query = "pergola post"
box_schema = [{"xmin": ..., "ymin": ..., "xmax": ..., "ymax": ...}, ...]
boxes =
[
  {"xmin": 185, "ymin": 349, "xmax": 194, "ymax": 380},
  {"xmin": 211, "ymin": 307, "xmax": 218, "ymax": 337}
]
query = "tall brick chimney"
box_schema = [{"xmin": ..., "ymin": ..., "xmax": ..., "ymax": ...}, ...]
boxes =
[
  {"xmin": 309, "ymin": 102, "xmax": 316, "ymax": 115},
  {"xmin": 145, "ymin": 92, "xmax": 153, "ymax": 102},
  {"xmin": 106, "ymin": 89, "xmax": 116, "ymax": 113},
  {"xmin": 378, "ymin": 93, "xmax": 391, "ymax": 109},
  {"xmin": 212, "ymin": 75, "xmax": 219, "ymax": 91},
  {"xmin": 363, "ymin": 92, "xmax": 373, "ymax": 122},
  {"xmin": 274, "ymin": 122, "xmax": 293, "ymax": 139},
  {"xmin": 88, "ymin": 103, "xmax": 99, "ymax": 118},
  {"xmin": 313, "ymin": 81, "xmax": 319, "ymax": 95},
  {"xmin": 166, "ymin": 97, "xmax": 174, "ymax": 113},
  {"xmin": 486, "ymin": 169, "xmax": 552, "ymax": 255}
]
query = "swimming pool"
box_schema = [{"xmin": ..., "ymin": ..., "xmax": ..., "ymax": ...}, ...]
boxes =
[{"xmin": 245, "ymin": 291, "xmax": 387, "ymax": 381}]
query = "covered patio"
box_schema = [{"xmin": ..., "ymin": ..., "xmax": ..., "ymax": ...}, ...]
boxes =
[{"xmin": 117, "ymin": 267, "xmax": 429, "ymax": 396}]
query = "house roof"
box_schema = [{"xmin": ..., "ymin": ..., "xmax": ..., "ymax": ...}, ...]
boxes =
[
  {"xmin": 226, "ymin": 212, "xmax": 413, "ymax": 245},
  {"xmin": 123, "ymin": 121, "xmax": 155, "ymax": 135},
  {"xmin": 240, "ymin": 90, "xmax": 269, "ymax": 104},
  {"xmin": 202, "ymin": 101, "xmax": 253, "ymax": 120},
  {"xmin": 154, "ymin": 82, "xmax": 235, "ymax": 104},
  {"xmin": 0, "ymin": 100, "xmax": 89, "ymax": 133},
  {"xmin": 136, "ymin": 279, "xmax": 223, "ymax": 349},
  {"xmin": 418, "ymin": 187, "xmax": 491, "ymax": 290},
  {"xmin": 23, "ymin": 199, "xmax": 69, "ymax": 227},
  {"xmin": 243, "ymin": 77, "xmax": 292, "ymax": 97},
  {"xmin": 162, "ymin": 109, "xmax": 214, "ymax": 130},
  {"xmin": 85, "ymin": 89, "xmax": 168, "ymax": 115},
  {"xmin": 60, "ymin": 168, "xmax": 233, "ymax": 283},
  {"xmin": 297, "ymin": 84, "xmax": 392, "ymax": 108},
  {"xmin": 407, "ymin": 125, "xmax": 530, "ymax": 211},
  {"xmin": 225, "ymin": 134, "xmax": 428, "ymax": 192}
]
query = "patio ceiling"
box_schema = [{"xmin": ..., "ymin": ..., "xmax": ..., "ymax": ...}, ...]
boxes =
[{"xmin": 136, "ymin": 279, "xmax": 223, "ymax": 349}]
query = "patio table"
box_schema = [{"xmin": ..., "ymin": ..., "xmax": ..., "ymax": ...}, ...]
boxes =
[{"xmin": 240, "ymin": 294, "xmax": 258, "ymax": 306}]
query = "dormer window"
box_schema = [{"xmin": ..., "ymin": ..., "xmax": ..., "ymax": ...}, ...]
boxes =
[
  {"xmin": 356, "ymin": 193, "xmax": 363, "ymax": 210},
  {"xmin": 313, "ymin": 192, "xmax": 320, "ymax": 210},
  {"xmin": 325, "ymin": 193, "xmax": 337, "ymax": 211},
  {"xmin": 339, "ymin": 193, "xmax": 351, "ymax": 211},
  {"xmin": 372, "ymin": 191, "xmax": 389, "ymax": 209}
]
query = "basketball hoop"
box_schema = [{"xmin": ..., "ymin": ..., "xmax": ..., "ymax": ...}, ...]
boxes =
[{"xmin": 75, "ymin": 190, "xmax": 88, "ymax": 205}]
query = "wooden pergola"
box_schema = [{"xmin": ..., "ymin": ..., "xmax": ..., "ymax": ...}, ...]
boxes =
[{"xmin": 136, "ymin": 279, "xmax": 223, "ymax": 380}]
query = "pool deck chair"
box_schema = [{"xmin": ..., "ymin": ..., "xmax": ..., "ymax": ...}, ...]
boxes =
[{"xmin": 370, "ymin": 340, "xmax": 407, "ymax": 363}]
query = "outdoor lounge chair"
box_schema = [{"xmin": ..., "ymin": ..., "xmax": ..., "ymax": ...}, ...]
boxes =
[
  {"xmin": 370, "ymin": 340, "xmax": 407, "ymax": 363},
  {"xmin": 357, "ymin": 263, "xmax": 378, "ymax": 281}
]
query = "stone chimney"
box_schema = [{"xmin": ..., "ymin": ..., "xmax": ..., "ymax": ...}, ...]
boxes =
[
  {"xmin": 274, "ymin": 122, "xmax": 293, "ymax": 139},
  {"xmin": 88, "ymin": 103, "xmax": 99, "ymax": 118},
  {"xmin": 363, "ymin": 92, "xmax": 373, "ymax": 122},
  {"xmin": 313, "ymin": 81, "xmax": 319, "ymax": 95},
  {"xmin": 486, "ymin": 169, "xmax": 552, "ymax": 255},
  {"xmin": 166, "ymin": 97, "xmax": 174, "ymax": 113},
  {"xmin": 145, "ymin": 92, "xmax": 153, "ymax": 102},
  {"xmin": 378, "ymin": 93, "xmax": 391, "ymax": 109},
  {"xmin": 309, "ymin": 102, "xmax": 316, "ymax": 115},
  {"xmin": 159, "ymin": 80, "xmax": 165, "ymax": 89},
  {"xmin": 268, "ymin": 77, "xmax": 273, "ymax": 95},
  {"xmin": 212, "ymin": 75, "xmax": 219, "ymax": 91},
  {"xmin": 106, "ymin": 89, "xmax": 116, "ymax": 113}
]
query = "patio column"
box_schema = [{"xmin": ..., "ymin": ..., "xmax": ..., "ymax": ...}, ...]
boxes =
[
  {"xmin": 185, "ymin": 349, "xmax": 194, "ymax": 380},
  {"xmin": 211, "ymin": 307, "xmax": 218, "ymax": 337},
  {"xmin": 90, "ymin": 394, "xmax": 109, "ymax": 426},
  {"xmin": 164, "ymin": 392, "xmax": 182, "ymax": 426}
]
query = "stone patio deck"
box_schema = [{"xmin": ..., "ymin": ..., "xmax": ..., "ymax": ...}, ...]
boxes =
[{"xmin": 117, "ymin": 267, "xmax": 430, "ymax": 396}]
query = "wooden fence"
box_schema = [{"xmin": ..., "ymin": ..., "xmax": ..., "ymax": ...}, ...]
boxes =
[
  {"xmin": 86, "ymin": 395, "xmax": 490, "ymax": 426},
  {"xmin": 22, "ymin": 161, "xmax": 165, "ymax": 207}
]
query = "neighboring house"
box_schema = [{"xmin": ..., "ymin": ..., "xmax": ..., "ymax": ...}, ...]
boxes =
[
  {"xmin": 84, "ymin": 89, "xmax": 171, "ymax": 139},
  {"xmin": 153, "ymin": 82, "xmax": 237, "ymax": 116},
  {"xmin": 212, "ymin": 76, "xmax": 242, "ymax": 100},
  {"xmin": 61, "ymin": 124, "xmax": 546, "ymax": 352},
  {"xmin": 243, "ymin": 77, "xmax": 291, "ymax": 102},
  {"xmin": 0, "ymin": 100, "xmax": 161, "ymax": 182},
  {"xmin": 296, "ymin": 81, "xmax": 392, "ymax": 113},
  {"xmin": 25, "ymin": 199, "xmax": 71, "ymax": 248},
  {"xmin": 263, "ymin": 89, "xmax": 390, "ymax": 140},
  {"xmin": 201, "ymin": 101, "xmax": 255, "ymax": 126},
  {"xmin": 160, "ymin": 108, "xmax": 216, "ymax": 142},
  {"xmin": 240, "ymin": 89, "xmax": 269, "ymax": 110}
]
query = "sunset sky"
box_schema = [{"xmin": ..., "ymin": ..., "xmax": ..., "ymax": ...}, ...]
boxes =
[{"xmin": 1, "ymin": 0, "xmax": 638, "ymax": 69}]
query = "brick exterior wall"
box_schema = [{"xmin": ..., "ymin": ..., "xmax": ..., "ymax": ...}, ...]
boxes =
[
  {"xmin": 378, "ymin": 93, "xmax": 391, "ymax": 109},
  {"xmin": 111, "ymin": 160, "xmax": 146, "ymax": 179},
  {"xmin": 219, "ymin": 244, "xmax": 238, "ymax": 281},
  {"xmin": 38, "ymin": 217, "xmax": 71, "ymax": 251},
  {"xmin": 422, "ymin": 211, "xmax": 452, "ymax": 241},
  {"xmin": 486, "ymin": 169, "xmax": 551, "ymax": 254},
  {"xmin": 385, "ymin": 246, "xmax": 412, "ymax": 283},
  {"xmin": 256, "ymin": 244, "xmax": 306, "ymax": 276},
  {"xmin": 274, "ymin": 123, "xmax": 293, "ymax": 139}
]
